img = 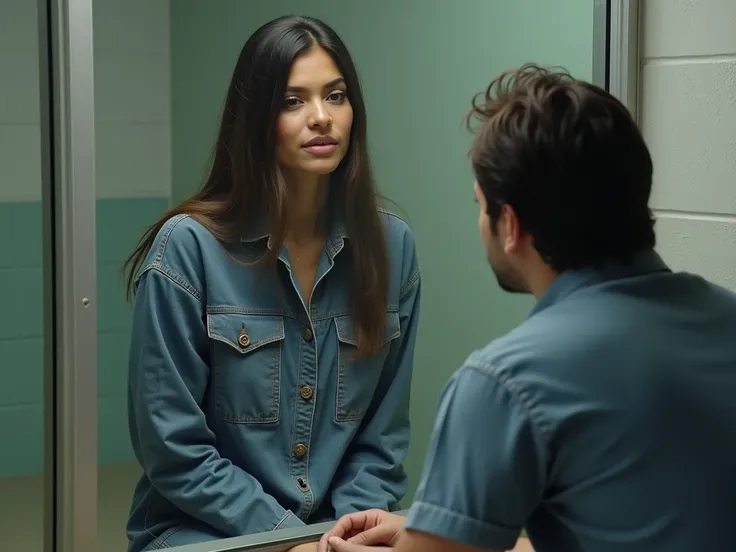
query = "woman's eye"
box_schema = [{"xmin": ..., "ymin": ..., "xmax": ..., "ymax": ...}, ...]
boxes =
[
  {"xmin": 284, "ymin": 96, "xmax": 301, "ymax": 109},
  {"xmin": 327, "ymin": 90, "xmax": 346, "ymax": 103}
]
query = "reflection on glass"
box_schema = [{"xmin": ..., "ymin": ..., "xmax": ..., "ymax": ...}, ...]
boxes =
[
  {"xmin": 92, "ymin": 1, "xmax": 172, "ymax": 550},
  {"xmin": 122, "ymin": 14, "xmax": 419, "ymax": 552},
  {"xmin": 0, "ymin": 1, "xmax": 45, "ymax": 551}
]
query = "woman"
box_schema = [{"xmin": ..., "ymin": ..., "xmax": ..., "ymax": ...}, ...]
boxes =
[{"xmin": 123, "ymin": 15, "xmax": 421, "ymax": 552}]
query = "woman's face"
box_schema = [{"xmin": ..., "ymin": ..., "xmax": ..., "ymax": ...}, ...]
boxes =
[{"xmin": 276, "ymin": 46, "xmax": 354, "ymax": 178}]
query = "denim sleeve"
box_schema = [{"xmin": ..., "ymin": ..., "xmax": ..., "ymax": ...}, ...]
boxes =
[
  {"xmin": 128, "ymin": 267, "xmax": 305, "ymax": 536},
  {"xmin": 404, "ymin": 363, "xmax": 548, "ymax": 551},
  {"xmin": 330, "ymin": 268, "xmax": 421, "ymax": 517}
]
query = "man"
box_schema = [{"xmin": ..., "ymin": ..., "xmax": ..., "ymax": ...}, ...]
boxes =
[{"xmin": 318, "ymin": 64, "xmax": 736, "ymax": 552}]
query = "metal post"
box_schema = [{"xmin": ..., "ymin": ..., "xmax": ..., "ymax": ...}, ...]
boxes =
[
  {"xmin": 607, "ymin": 0, "xmax": 640, "ymax": 115},
  {"xmin": 39, "ymin": 0, "xmax": 98, "ymax": 551},
  {"xmin": 592, "ymin": 0, "xmax": 610, "ymax": 89}
]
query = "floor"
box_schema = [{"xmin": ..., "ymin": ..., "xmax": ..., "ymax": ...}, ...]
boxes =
[{"xmin": 0, "ymin": 462, "xmax": 141, "ymax": 552}]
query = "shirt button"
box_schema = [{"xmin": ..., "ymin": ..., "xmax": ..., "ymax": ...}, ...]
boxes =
[
  {"xmin": 301, "ymin": 326, "xmax": 313, "ymax": 341},
  {"xmin": 293, "ymin": 443, "xmax": 307, "ymax": 458},
  {"xmin": 237, "ymin": 323, "xmax": 250, "ymax": 348},
  {"xmin": 299, "ymin": 386, "xmax": 313, "ymax": 400}
]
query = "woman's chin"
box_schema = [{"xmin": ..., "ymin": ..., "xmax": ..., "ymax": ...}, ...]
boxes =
[{"xmin": 299, "ymin": 159, "xmax": 342, "ymax": 176}]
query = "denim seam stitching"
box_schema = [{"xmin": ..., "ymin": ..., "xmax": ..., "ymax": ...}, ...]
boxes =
[
  {"xmin": 144, "ymin": 265, "xmax": 203, "ymax": 302},
  {"xmin": 153, "ymin": 214, "xmax": 189, "ymax": 264},
  {"xmin": 465, "ymin": 362, "xmax": 553, "ymax": 446},
  {"xmin": 302, "ymin": 332, "xmax": 317, "ymax": 519},
  {"xmin": 399, "ymin": 268, "xmax": 421, "ymax": 299},
  {"xmin": 274, "ymin": 510, "xmax": 295, "ymax": 530},
  {"xmin": 377, "ymin": 206, "xmax": 410, "ymax": 225},
  {"xmin": 208, "ymin": 313, "xmax": 282, "ymax": 424},
  {"xmin": 136, "ymin": 214, "xmax": 203, "ymax": 302}
]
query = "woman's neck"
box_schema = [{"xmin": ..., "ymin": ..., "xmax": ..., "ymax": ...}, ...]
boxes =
[{"xmin": 284, "ymin": 172, "xmax": 329, "ymax": 243}]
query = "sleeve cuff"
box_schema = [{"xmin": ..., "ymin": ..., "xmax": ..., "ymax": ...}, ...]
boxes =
[
  {"xmin": 404, "ymin": 501, "xmax": 520, "ymax": 551},
  {"xmin": 273, "ymin": 510, "xmax": 305, "ymax": 531}
]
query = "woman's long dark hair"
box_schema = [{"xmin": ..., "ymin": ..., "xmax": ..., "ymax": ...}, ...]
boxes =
[{"xmin": 123, "ymin": 15, "xmax": 389, "ymax": 358}]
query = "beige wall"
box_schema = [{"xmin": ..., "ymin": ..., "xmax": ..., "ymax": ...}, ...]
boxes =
[{"xmin": 639, "ymin": 0, "xmax": 736, "ymax": 291}]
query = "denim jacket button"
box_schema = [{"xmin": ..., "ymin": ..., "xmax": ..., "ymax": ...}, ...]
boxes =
[
  {"xmin": 293, "ymin": 443, "xmax": 307, "ymax": 458},
  {"xmin": 237, "ymin": 323, "xmax": 250, "ymax": 348},
  {"xmin": 296, "ymin": 477, "xmax": 310, "ymax": 492},
  {"xmin": 299, "ymin": 386, "xmax": 313, "ymax": 400},
  {"xmin": 301, "ymin": 326, "xmax": 313, "ymax": 341}
]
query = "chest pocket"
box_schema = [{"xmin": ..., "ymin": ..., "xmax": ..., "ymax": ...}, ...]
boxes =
[
  {"xmin": 207, "ymin": 312, "xmax": 285, "ymax": 424},
  {"xmin": 334, "ymin": 311, "xmax": 401, "ymax": 422}
]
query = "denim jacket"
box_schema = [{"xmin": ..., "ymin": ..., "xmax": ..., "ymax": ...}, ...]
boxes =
[{"xmin": 125, "ymin": 209, "xmax": 421, "ymax": 551}]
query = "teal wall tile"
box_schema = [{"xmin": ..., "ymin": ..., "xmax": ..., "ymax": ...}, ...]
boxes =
[
  {"xmin": 0, "ymin": 197, "xmax": 168, "ymax": 478},
  {"xmin": 0, "ymin": 404, "xmax": 43, "ymax": 477},
  {"xmin": 0, "ymin": 338, "xmax": 43, "ymax": 407}
]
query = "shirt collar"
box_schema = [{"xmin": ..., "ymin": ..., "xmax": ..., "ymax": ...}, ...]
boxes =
[
  {"xmin": 239, "ymin": 195, "xmax": 349, "ymax": 251},
  {"xmin": 529, "ymin": 249, "xmax": 671, "ymax": 317}
]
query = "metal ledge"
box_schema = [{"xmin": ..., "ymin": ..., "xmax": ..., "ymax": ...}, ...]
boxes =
[{"xmin": 168, "ymin": 512, "xmax": 407, "ymax": 552}]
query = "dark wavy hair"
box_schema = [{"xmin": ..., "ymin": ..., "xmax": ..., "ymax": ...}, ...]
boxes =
[{"xmin": 467, "ymin": 63, "xmax": 655, "ymax": 270}]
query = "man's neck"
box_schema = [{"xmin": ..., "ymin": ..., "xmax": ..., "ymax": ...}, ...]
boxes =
[{"xmin": 524, "ymin": 262, "xmax": 559, "ymax": 300}]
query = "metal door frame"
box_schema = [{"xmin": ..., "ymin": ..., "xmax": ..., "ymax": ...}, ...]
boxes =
[
  {"xmin": 607, "ymin": 0, "xmax": 640, "ymax": 114},
  {"xmin": 38, "ymin": 0, "xmax": 98, "ymax": 551}
]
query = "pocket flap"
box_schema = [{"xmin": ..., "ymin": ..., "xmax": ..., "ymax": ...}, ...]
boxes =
[
  {"xmin": 335, "ymin": 311, "xmax": 401, "ymax": 347},
  {"xmin": 207, "ymin": 312, "xmax": 285, "ymax": 353}
]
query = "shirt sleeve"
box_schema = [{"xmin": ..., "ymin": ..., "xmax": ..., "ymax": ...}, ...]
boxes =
[
  {"xmin": 404, "ymin": 362, "xmax": 549, "ymax": 551},
  {"xmin": 128, "ymin": 267, "xmax": 305, "ymax": 536}
]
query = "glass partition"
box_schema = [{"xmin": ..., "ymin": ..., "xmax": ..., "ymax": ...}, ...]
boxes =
[
  {"xmin": 90, "ymin": 1, "xmax": 172, "ymax": 548},
  {"xmin": 168, "ymin": 5, "xmax": 599, "ymax": 527},
  {"xmin": 0, "ymin": 1, "xmax": 49, "ymax": 549},
  {"xmin": 29, "ymin": 2, "xmax": 609, "ymax": 551}
]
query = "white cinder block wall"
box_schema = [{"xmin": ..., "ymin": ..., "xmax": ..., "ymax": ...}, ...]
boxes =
[{"xmin": 639, "ymin": 0, "xmax": 736, "ymax": 291}]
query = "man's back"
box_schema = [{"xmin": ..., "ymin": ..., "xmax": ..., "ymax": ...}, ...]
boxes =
[
  {"xmin": 398, "ymin": 67, "xmax": 734, "ymax": 552},
  {"xmin": 488, "ymin": 253, "xmax": 736, "ymax": 551}
]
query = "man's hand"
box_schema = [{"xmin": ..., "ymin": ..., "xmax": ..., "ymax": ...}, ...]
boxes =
[
  {"xmin": 328, "ymin": 531, "xmax": 532, "ymax": 552},
  {"xmin": 326, "ymin": 539, "xmax": 391, "ymax": 552},
  {"xmin": 317, "ymin": 510, "xmax": 405, "ymax": 552}
]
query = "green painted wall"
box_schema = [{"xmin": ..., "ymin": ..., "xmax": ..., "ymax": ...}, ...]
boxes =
[{"xmin": 170, "ymin": 0, "xmax": 594, "ymax": 500}]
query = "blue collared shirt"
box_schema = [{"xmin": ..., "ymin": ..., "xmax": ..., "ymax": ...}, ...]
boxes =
[
  {"xmin": 125, "ymin": 209, "xmax": 421, "ymax": 551},
  {"xmin": 406, "ymin": 250, "xmax": 736, "ymax": 552}
]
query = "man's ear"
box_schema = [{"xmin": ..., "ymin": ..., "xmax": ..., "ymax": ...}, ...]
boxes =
[{"xmin": 500, "ymin": 203, "xmax": 523, "ymax": 254}]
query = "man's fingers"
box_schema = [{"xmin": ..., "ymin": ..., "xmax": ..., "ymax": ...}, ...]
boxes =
[
  {"xmin": 327, "ymin": 537, "xmax": 365, "ymax": 552},
  {"xmin": 328, "ymin": 537, "xmax": 391, "ymax": 552},
  {"xmin": 346, "ymin": 525, "xmax": 396, "ymax": 546},
  {"xmin": 316, "ymin": 533, "xmax": 332, "ymax": 552},
  {"xmin": 317, "ymin": 514, "xmax": 365, "ymax": 552}
]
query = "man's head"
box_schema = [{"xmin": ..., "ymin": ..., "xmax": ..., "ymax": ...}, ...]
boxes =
[{"xmin": 467, "ymin": 64, "xmax": 655, "ymax": 296}]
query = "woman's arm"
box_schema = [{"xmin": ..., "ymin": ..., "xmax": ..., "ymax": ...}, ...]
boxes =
[{"xmin": 128, "ymin": 267, "xmax": 305, "ymax": 536}]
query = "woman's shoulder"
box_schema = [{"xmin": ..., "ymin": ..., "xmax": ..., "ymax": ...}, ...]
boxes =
[
  {"xmin": 377, "ymin": 207, "xmax": 420, "ymax": 290},
  {"xmin": 137, "ymin": 214, "xmax": 218, "ymax": 282},
  {"xmin": 377, "ymin": 207, "xmax": 415, "ymax": 249}
]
